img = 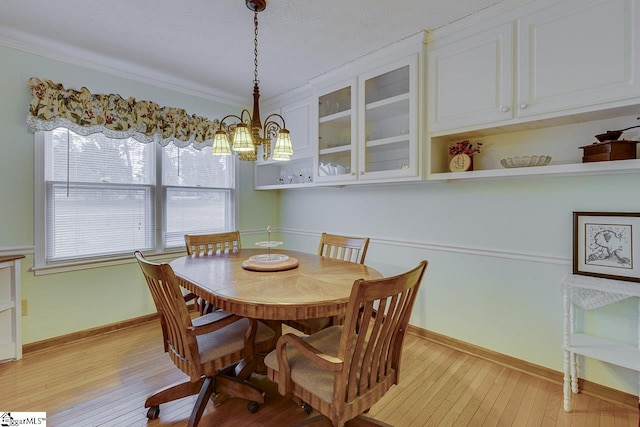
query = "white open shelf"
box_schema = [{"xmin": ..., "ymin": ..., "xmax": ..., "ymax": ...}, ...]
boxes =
[
  {"xmin": 564, "ymin": 333, "xmax": 640, "ymax": 371},
  {"xmin": 428, "ymin": 158, "xmax": 640, "ymax": 181}
]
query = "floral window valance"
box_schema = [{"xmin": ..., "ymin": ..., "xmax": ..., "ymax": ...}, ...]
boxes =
[{"xmin": 26, "ymin": 77, "xmax": 222, "ymax": 150}]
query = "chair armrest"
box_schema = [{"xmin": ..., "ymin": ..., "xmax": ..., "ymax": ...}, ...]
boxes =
[
  {"xmin": 276, "ymin": 333, "xmax": 343, "ymax": 395},
  {"xmin": 187, "ymin": 312, "xmax": 241, "ymax": 336}
]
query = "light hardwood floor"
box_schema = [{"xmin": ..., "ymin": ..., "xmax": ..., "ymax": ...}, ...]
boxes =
[{"xmin": 0, "ymin": 319, "xmax": 636, "ymax": 426}]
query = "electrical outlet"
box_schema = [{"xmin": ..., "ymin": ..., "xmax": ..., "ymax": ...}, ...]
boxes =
[{"xmin": 21, "ymin": 299, "xmax": 27, "ymax": 316}]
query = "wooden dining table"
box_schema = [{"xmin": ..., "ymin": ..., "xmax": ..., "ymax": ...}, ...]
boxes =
[
  {"xmin": 169, "ymin": 248, "xmax": 383, "ymax": 393},
  {"xmin": 170, "ymin": 248, "xmax": 382, "ymax": 321}
]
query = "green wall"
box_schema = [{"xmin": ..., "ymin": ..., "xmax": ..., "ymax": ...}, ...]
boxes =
[{"xmin": 276, "ymin": 171, "xmax": 640, "ymax": 395}]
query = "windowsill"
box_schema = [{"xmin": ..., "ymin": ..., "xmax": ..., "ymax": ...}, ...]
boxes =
[{"xmin": 30, "ymin": 249, "xmax": 186, "ymax": 276}]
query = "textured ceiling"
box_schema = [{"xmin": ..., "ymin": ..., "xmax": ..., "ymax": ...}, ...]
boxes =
[{"xmin": 0, "ymin": 0, "xmax": 500, "ymax": 104}]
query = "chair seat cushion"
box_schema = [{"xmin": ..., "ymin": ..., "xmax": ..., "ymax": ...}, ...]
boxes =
[
  {"xmin": 197, "ymin": 315, "xmax": 274, "ymax": 365},
  {"xmin": 264, "ymin": 325, "xmax": 343, "ymax": 404}
]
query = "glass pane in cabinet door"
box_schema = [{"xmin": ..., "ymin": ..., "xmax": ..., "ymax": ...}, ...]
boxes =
[
  {"xmin": 319, "ymin": 117, "xmax": 351, "ymax": 150},
  {"xmin": 363, "ymin": 97, "xmax": 410, "ymax": 174},
  {"xmin": 318, "ymin": 151, "xmax": 352, "ymax": 177},
  {"xmin": 365, "ymin": 140, "xmax": 410, "ymax": 173},
  {"xmin": 365, "ymin": 65, "xmax": 409, "ymax": 104},
  {"xmin": 318, "ymin": 116, "xmax": 352, "ymax": 178},
  {"xmin": 319, "ymin": 87, "xmax": 351, "ymax": 119},
  {"xmin": 365, "ymin": 106, "xmax": 410, "ymax": 142}
]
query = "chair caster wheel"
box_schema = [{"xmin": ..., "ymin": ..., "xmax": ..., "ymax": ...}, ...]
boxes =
[
  {"xmin": 302, "ymin": 402, "xmax": 313, "ymax": 414},
  {"xmin": 248, "ymin": 401, "xmax": 260, "ymax": 413},
  {"xmin": 146, "ymin": 405, "xmax": 160, "ymax": 419}
]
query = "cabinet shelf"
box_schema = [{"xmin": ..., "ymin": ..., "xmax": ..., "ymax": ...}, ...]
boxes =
[
  {"xmin": 319, "ymin": 145, "xmax": 351, "ymax": 155},
  {"xmin": 254, "ymin": 156, "xmax": 314, "ymax": 189},
  {"xmin": 428, "ymin": 158, "xmax": 640, "ymax": 181},
  {"xmin": 319, "ymin": 110, "xmax": 351, "ymax": 124},
  {"xmin": 366, "ymin": 135, "xmax": 409, "ymax": 149},
  {"xmin": 564, "ymin": 333, "xmax": 640, "ymax": 371},
  {"xmin": 254, "ymin": 182, "xmax": 316, "ymax": 190},
  {"xmin": 365, "ymin": 94, "xmax": 409, "ymax": 116}
]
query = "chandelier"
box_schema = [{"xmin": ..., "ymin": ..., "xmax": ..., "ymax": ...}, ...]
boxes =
[{"xmin": 211, "ymin": 0, "xmax": 293, "ymax": 161}]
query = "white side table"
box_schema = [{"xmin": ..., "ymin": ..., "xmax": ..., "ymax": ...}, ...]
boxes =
[
  {"xmin": 561, "ymin": 273, "xmax": 640, "ymax": 415},
  {"xmin": 0, "ymin": 255, "xmax": 24, "ymax": 362}
]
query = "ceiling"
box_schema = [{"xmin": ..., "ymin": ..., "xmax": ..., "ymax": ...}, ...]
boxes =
[{"xmin": 0, "ymin": 0, "xmax": 501, "ymax": 105}]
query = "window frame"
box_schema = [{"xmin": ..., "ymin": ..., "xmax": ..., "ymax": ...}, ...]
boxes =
[{"xmin": 33, "ymin": 131, "xmax": 238, "ymax": 274}]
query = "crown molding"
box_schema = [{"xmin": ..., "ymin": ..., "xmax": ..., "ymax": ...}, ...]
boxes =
[{"xmin": 0, "ymin": 31, "xmax": 246, "ymax": 107}]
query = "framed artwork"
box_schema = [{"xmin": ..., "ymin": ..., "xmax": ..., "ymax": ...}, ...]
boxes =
[{"xmin": 573, "ymin": 212, "xmax": 640, "ymax": 282}]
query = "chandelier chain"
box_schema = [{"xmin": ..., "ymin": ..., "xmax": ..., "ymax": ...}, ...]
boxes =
[
  {"xmin": 253, "ymin": 12, "xmax": 259, "ymax": 85},
  {"xmin": 213, "ymin": 2, "xmax": 291, "ymax": 161}
]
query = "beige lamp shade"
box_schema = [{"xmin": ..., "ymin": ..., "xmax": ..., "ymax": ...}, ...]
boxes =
[
  {"xmin": 211, "ymin": 130, "xmax": 232, "ymax": 155},
  {"xmin": 272, "ymin": 151, "xmax": 291, "ymax": 161},
  {"xmin": 272, "ymin": 129, "xmax": 292, "ymax": 161},
  {"xmin": 231, "ymin": 123, "xmax": 255, "ymax": 152}
]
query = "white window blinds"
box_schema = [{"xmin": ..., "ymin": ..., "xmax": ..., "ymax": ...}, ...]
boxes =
[{"xmin": 38, "ymin": 128, "xmax": 235, "ymax": 266}]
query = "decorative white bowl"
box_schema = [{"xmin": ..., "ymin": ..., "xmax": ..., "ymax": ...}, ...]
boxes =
[{"xmin": 500, "ymin": 155, "xmax": 552, "ymax": 168}]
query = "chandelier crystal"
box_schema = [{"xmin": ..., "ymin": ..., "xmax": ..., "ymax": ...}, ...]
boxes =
[{"xmin": 212, "ymin": 0, "xmax": 292, "ymax": 161}]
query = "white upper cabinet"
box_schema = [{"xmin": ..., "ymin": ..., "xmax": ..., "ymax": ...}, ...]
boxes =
[
  {"xmin": 428, "ymin": 0, "xmax": 640, "ymax": 133},
  {"xmin": 314, "ymin": 52, "xmax": 422, "ymax": 185},
  {"xmin": 428, "ymin": 22, "xmax": 514, "ymax": 132},
  {"xmin": 281, "ymin": 100, "xmax": 312, "ymax": 158},
  {"xmin": 314, "ymin": 79, "xmax": 358, "ymax": 183},
  {"xmin": 254, "ymin": 32, "xmax": 423, "ymax": 189},
  {"xmin": 254, "ymin": 98, "xmax": 315, "ymax": 189},
  {"xmin": 358, "ymin": 56, "xmax": 419, "ymax": 181},
  {"xmin": 517, "ymin": 0, "xmax": 639, "ymax": 117}
]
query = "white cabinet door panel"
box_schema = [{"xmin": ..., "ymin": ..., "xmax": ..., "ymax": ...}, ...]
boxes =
[
  {"xmin": 282, "ymin": 102, "xmax": 312, "ymax": 158},
  {"xmin": 518, "ymin": 0, "xmax": 638, "ymax": 116},
  {"xmin": 428, "ymin": 23, "xmax": 514, "ymax": 131}
]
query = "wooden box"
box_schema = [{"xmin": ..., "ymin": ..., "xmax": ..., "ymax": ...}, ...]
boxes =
[{"xmin": 580, "ymin": 140, "xmax": 638, "ymax": 163}]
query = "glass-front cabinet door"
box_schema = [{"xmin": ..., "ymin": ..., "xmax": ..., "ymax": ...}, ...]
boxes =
[
  {"xmin": 315, "ymin": 80, "xmax": 357, "ymax": 183},
  {"xmin": 358, "ymin": 55, "xmax": 418, "ymax": 180},
  {"xmin": 313, "ymin": 53, "xmax": 420, "ymax": 184}
]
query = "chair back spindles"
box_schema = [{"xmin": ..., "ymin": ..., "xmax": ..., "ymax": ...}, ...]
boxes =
[
  {"xmin": 185, "ymin": 231, "xmax": 241, "ymax": 256},
  {"xmin": 336, "ymin": 260, "xmax": 427, "ymax": 409},
  {"xmin": 134, "ymin": 250, "xmax": 275, "ymax": 425},
  {"xmin": 318, "ymin": 232, "xmax": 370, "ymax": 264},
  {"xmin": 184, "ymin": 231, "xmax": 242, "ymax": 314},
  {"xmin": 285, "ymin": 232, "xmax": 372, "ymax": 336},
  {"xmin": 264, "ymin": 260, "xmax": 427, "ymax": 426},
  {"xmin": 135, "ymin": 251, "xmax": 199, "ymax": 378}
]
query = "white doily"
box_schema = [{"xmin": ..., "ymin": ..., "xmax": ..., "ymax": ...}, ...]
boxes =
[{"xmin": 560, "ymin": 274, "xmax": 640, "ymax": 309}]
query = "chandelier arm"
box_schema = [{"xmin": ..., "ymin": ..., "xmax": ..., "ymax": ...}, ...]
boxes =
[
  {"xmin": 263, "ymin": 120, "xmax": 283, "ymax": 140},
  {"xmin": 219, "ymin": 114, "xmax": 244, "ymax": 126},
  {"xmin": 262, "ymin": 137, "xmax": 271, "ymax": 161},
  {"xmin": 239, "ymin": 109, "xmax": 254, "ymax": 124},
  {"xmin": 263, "ymin": 113, "xmax": 286, "ymax": 129}
]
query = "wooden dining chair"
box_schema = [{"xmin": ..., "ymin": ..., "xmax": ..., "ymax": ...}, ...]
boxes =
[
  {"xmin": 184, "ymin": 231, "xmax": 241, "ymax": 314},
  {"xmin": 134, "ymin": 251, "xmax": 275, "ymax": 427},
  {"xmin": 317, "ymin": 232, "xmax": 370, "ymax": 264},
  {"xmin": 185, "ymin": 230, "xmax": 241, "ymax": 256},
  {"xmin": 265, "ymin": 260, "xmax": 428, "ymax": 427},
  {"xmin": 286, "ymin": 232, "xmax": 371, "ymax": 335}
]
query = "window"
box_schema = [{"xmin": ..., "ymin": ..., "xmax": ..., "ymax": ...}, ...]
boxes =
[{"xmin": 34, "ymin": 128, "xmax": 236, "ymax": 269}]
